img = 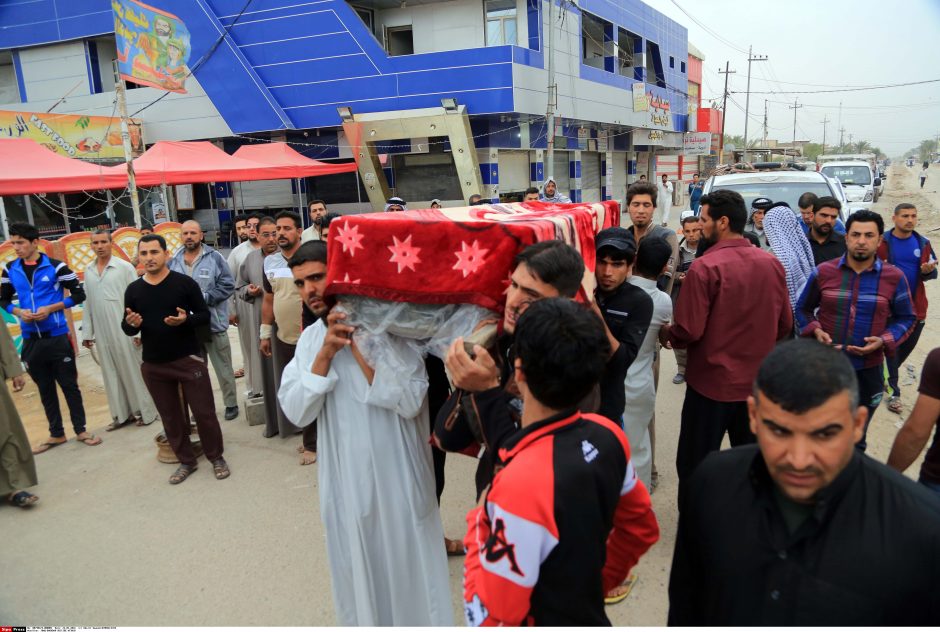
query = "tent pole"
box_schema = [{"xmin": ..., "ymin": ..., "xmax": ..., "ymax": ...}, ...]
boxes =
[
  {"xmin": 0, "ymin": 196, "xmax": 8, "ymax": 241},
  {"xmin": 113, "ymin": 61, "xmax": 142, "ymax": 229},
  {"xmin": 59, "ymin": 193, "xmax": 70, "ymax": 234}
]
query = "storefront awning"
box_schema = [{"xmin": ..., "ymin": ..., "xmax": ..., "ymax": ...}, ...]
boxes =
[
  {"xmin": 0, "ymin": 138, "xmax": 127, "ymax": 195},
  {"xmin": 232, "ymin": 142, "xmax": 358, "ymax": 177}
]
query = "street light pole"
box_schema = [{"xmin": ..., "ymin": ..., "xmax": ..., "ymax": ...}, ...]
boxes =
[
  {"xmin": 545, "ymin": 0, "xmax": 556, "ymax": 179},
  {"xmin": 742, "ymin": 45, "xmax": 767, "ymax": 164}
]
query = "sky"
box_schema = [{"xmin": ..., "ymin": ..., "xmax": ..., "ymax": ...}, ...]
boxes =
[{"xmin": 644, "ymin": 0, "xmax": 940, "ymax": 156}]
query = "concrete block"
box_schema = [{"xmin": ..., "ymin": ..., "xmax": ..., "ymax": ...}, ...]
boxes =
[{"xmin": 245, "ymin": 395, "xmax": 266, "ymax": 427}]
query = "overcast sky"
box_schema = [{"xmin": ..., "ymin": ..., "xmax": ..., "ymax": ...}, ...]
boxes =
[{"xmin": 644, "ymin": 0, "xmax": 940, "ymax": 156}]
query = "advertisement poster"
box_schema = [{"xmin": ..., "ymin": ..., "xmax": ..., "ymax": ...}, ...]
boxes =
[
  {"xmin": 0, "ymin": 110, "xmax": 143, "ymax": 160},
  {"xmin": 632, "ymin": 82, "xmax": 648, "ymax": 112},
  {"xmin": 683, "ymin": 132, "xmax": 712, "ymax": 156},
  {"xmin": 112, "ymin": 0, "xmax": 193, "ymax": 93}
]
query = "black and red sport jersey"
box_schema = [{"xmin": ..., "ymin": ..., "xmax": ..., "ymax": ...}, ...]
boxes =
[{"xmin": 462, "ymin": 410, "xmax": 660, "ymax": 626}]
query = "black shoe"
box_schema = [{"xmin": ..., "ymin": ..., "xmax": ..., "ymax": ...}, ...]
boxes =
[{"xmin": 224, "ymin": 406, "xmax": 239, "ymax": 420}]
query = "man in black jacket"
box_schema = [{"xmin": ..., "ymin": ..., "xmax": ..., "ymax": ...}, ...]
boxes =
[
  {"xmin": 668, "ymin": 339, "xmax": 940, "ymax": 626},
  {"xmin": 592, "ymin": 227, "xmax": 653, "ymax": 424}
]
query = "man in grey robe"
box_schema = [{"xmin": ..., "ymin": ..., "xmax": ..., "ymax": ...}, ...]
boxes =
[
  {"xmin": 239, "ymin": 217, "xmax": 282, "ymax": 439},
  {"xmin": 83, "ymin": 230, "xmax": 158, "ymax": 429},
  {"xmin": 1, "ymin": 318, "xmax": 39, "ymax": 507},
  {"xmin": 228, "ymin": 214, "xmax": 261, "ymax": 393}
]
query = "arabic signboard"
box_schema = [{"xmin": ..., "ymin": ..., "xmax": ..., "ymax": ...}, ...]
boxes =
[
  {"xmin": 0, "ymin": 110, "xmax": 143, "ymax": 160},
  {"xmin": 683, "ymin": 132, "xmax": 712, "ymax": 156},
  {"xmin": 112, "ymin": 0, "xmax": 193, "ymax": 93},
  {"xmin": 632, "ymin": 83, "xmax": 648, "ymax": 112}
]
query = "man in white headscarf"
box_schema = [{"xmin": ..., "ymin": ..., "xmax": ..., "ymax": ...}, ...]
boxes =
[
  {"xmin": 540, "ymin": 177, "xmax": 571, "ymax": 203},
  {"xmin": 763, "ymin": 203, "xmax": 815, "ymax": 321},
  {"xmin": 384, "ymin": 197, "xmax": 407, "ymax": 212}
]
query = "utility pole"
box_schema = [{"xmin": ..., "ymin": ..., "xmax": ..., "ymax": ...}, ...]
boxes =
[
  {"xmin": 113, "ymin": 60, "xmax": 142, "ymax": 229},
  {"xmin": 762, "ymin": 99, "xmax": 768, "ymax": 145},
  {"xmin": 839, "ymin": 126, "xmax": 846, "ymax": 151},
  {"xmin": 742, "ymin": 45, "xmax": 767, "ymax": 164},
  {"xmin": 821, "ymin": 115, "xmax": 830, "ymax": 154},
  {"xmin": 545, "ymin": 0, "xmax": 557, "ymax": 178},
  {"xmin": 788, "ymin": 98, "xmax": 803, "ymax": 147},
  {"xmin": 848, "ymin": 132, "xmax": 854, "ymax": 153},
  {"xmin": 718, "ymin": 61, "xmax": 735, "ymax": 161}
]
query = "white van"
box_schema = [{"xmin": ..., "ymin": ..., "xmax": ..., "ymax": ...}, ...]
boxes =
[{"xmin": 818, "ymin": 161, "xmax": 879, "ymax": 210}]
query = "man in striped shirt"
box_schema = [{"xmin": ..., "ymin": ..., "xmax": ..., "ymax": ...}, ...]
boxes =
[{"xmin": 795, "ymin": 210, "xmax": 915, "ymax": 451}]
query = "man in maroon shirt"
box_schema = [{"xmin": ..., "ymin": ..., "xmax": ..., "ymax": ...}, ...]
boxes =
[{"xmin": 659, "ymin": 189, "xmax": 792, "ymax": 507}]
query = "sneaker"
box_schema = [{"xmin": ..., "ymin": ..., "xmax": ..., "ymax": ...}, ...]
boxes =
[
  {"xmin": 672, "ymin": 373, "xmax": 685, "ymax": 384},
  {"xmin": 224, "ymin": 406, "xmax": 239, "ymax": 420}
]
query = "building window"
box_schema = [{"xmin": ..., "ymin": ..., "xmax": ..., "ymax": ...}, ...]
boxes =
[
  {"xmin": 0, "ymin": 51, "xmax": 20, "ymax": 104},
  {"xmin": 485, "ymin": 0, "xmax": 517, "ymax": 46},
  {"xmin": 669, "ymin": 55, "xmax": 674, "ymax": 69},
  {"xmin": 580, "ymin": 11, "xmax": 607, "ymax": 70},
  {"xmin": 385, "ymin": 25, "xmax": 414, "ymax": 56},
  {"xmin": 645, "ymin": 40, "xmax": 666, "ymax": 88},
  {"xmin": 681, "ymin": 61, "xmax": 686, "ymax": 73}
]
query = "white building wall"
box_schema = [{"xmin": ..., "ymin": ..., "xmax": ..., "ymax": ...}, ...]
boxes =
[{"xmin": 19, "ymin": 42, "xmax": 91, "ymax": 102}]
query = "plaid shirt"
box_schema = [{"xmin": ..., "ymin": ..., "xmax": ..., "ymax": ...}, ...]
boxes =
[{"xmin": 795, "ymin": 256, "xmax": 915, "ymax": 370}]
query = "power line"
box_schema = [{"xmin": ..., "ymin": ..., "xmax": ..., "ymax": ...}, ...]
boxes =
[
  {"xmin": 668, "ymin": 0, "xmax": 748, "ymax": 54},
  {"xmin": 733, "ymin": 78, "xmax": 940, "ymax": 95}
]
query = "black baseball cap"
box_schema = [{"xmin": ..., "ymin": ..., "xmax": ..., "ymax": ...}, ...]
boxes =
[{"xmin": 595, "ymin": 227, "xmax": 637, "ymax": 255}]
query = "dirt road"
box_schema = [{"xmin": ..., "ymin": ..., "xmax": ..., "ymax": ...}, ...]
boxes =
[{"xmin": 2, "ymin": 162, "xmax": 938, "ymax": 625}]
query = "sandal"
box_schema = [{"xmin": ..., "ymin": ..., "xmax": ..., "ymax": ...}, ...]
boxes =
[
  {"xmin": 300, "ymin": 450, "xmax": 317, "ymax": 466},
  {"xmin": 32, "ymin": 438, "xmax": 67, "ymax": 454},
  {"xmin": 76, "ymin": 433, "xmax": 102, "ymax": 446},
  {"xmin": 887, "ymin": 396, "xmax": 903, "ymax": 414},
  {"xmin": 211, "ymin": 458, "xmax": 231, "ymax": 480},
  {"xmin": 445, "ymin": 537, "xmax": 466, "ymax": 557},
  {"xmin": 9, "ymin": 491, "xmax": 39, "ymax": 508},
  {"xmin": 169, "ymin": 463, "xmax": 197, "ymax": 485},
  {"xmin": 605, "ymin": 574, "xmax": 638, "ymax": 605},
  {"xmin": 105, "ymin": 418, "xmax": 134, "ymax": 432},
  {"xmin": 234, "ymin": 368, "xmax": 245, "ymax": 379}
]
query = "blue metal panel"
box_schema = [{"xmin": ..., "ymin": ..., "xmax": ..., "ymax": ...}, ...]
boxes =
[
  {"xmin": 397, "ymin": 64, "xmax": 512, "ymax": 97},
  {"xmin": 85, "ymin": 40, "xmax": 102, "ymax": 94},
  {"xmin": 11, "ymin": 51, "xmax": 27, "ymax": 102},
  {"xmin": 527, "ymin": 0, "xmax": 540, "ymax": 51},
  {"xmin": 258, "ymin": 55, "xmax": 381, "ymax": 89},
  {"xmin": 238, "ymin": 33, "xmax": 363, "ymax": 66},
  {"xmin": 512, "ymin": 46, "xmax": 544, "ymax": 68},
  {"xmin": 271, "ymin": 75, "xmax": 397, "ymax": 109},
  {"xmin": 225, "ymin": 10, "xmax": 344, "ymax": 45}
]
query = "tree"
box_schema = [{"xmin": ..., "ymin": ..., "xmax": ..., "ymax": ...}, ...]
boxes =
[{"xmin": 803, "ymin": 142, "xmax": 824, "ymax": 161}]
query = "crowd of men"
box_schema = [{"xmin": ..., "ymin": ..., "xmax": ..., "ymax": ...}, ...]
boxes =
[{"xmin": 2, "ymin": 174, "xmax": 940, "ymax": 626}]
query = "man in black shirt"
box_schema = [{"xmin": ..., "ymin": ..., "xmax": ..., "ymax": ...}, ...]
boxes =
[
  {"xmin": 123, "ymin": 234, "xmax": 229, "ymax": 485},
  {"xmin": 807, "ymin": 196, "xmax": 847, "ymax": 265},
  {"xmin": 669, "ymin": 339, "xmax": 940, "ymax": 626},
  {"xmin": 592, "ymin": 227, "xmax": 653, "ymax": 423}
]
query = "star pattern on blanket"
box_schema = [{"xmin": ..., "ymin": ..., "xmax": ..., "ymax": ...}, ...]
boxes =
[
  {"xmin": 388, "ymin": 234, "xmax": 422, "ymax": 273},
  {"xmin": 342, "ymin": 273, "xmax": 361, "ymax": 284},
  {"xmin": 452, "ymin": 240, "xmax": 490, "ymax": 278},
  {"xmin": 334, "ymin": 222, "xmax": 365, "ymax": 257}
]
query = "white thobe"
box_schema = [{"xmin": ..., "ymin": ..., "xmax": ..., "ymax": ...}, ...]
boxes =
[
  {"xmin": 83, "ymin": 257, "xmax": 158, "ymax": 424},
  {"xmin": 623, "ymin": 275, "xmax": 673, "ymax": 488},
  {"xmin": 228, "ymin": 240, "xmax": 261, "ymax": 394},
  {"xmin": 279, "ymin": 322, "xmax": 453, "ymax": 627},
  {"xmin": 658, "ymin": 180, "xmax": 674, "ymax": 225}
]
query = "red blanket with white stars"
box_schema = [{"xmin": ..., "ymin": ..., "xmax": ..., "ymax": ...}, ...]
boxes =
[{"xmin": 325, "ymin": 200, "xmax": 620, "ymax": 312}]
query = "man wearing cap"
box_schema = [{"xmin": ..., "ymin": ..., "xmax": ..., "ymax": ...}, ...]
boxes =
[
  {"xmin": 385, "ymin": 197, "xmax": 407, "ymax": 212},
  {"xmin": 540, "ymin": 177, "xmax": 571, "ymax": 203},
  {"xmin": 429, "ymin": 199, "xmax": 442, "ymax": 209},
  {"xmin": 592, "ymin": 227, "xmax": 654, "ymax": 424},
  {"xmin": 746, "ymin": 198, "xmax": 774, "ymax": 251}
]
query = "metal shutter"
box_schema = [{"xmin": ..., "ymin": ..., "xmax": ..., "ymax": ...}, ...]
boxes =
[
  {"xmin": 612, "ymin": 152, "xmax": 627, "ymax": 203},
  {"xmin": 581, "ymin": 151, "xmax": 601, "ymax": 202},
  {"xmin": 551, "ymin": 151, "xmax": 570, "ymax": 192},
  {"xmin": 233, "ymin": 179, "xmax": 296, "ymax": 210},
  {"xmin": 497, "ymin": 151, "xmax": 530, "ymax": 193}
]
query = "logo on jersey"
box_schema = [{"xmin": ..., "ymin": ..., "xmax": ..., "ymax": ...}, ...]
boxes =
[
  {"xmin": 484, "ymin": 518, "xmax": 523, "ymax": 576},
  {"xmin": 582, "ymin": 439, "xmax": 598, "ymax": 463},
  {"xmin": 464, "ymin": 593, "xmax": 489, "ymax": 626}
]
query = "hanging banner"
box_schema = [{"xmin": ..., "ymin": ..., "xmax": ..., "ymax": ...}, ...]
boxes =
[
  {"xmin": 0, "ymin": 110, "xmax": 143, "ymax": 159},
  {"xmin": 112, "ymin": 0, "xmax": 193, "ymax": 93},
  {"xmin": 683, "ymin": 132, "xmax": 712, "ymax": 156},
  {"xmin": 632, "ymin": 82, "xmax": 648, "ymax": 112}
]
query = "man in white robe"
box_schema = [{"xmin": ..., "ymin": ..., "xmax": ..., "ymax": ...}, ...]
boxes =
[
  {"xmin": 82, "ymin": 230, "xmax": 158, "ymax": 429},
  {"xmin": 278, "ymin": 241, "xmax": 452, "ymax": 626},
  {"xmin": 228, "ymin": 214, "xmax": 261, "ymax": 393}
]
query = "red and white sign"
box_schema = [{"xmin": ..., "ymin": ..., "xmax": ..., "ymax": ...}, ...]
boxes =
[{"xmin": 683, "ymin": 132, "xmax": 712, "ymax": 156}]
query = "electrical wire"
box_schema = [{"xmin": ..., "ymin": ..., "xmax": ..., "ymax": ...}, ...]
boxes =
[{"xmin": 733, "ymin": 78, "xmax": 940, "ymax": 95}]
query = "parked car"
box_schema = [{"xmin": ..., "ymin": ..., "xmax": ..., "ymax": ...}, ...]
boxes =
[
  {"xmin": 819, "ymin": 160, "xmax": 880, "ymax": 208},
  {"xmin": 702, "ymin": 165, "xmax": 850, "ymax": 223}
]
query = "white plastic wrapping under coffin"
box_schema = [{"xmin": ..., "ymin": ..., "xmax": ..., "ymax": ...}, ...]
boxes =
[{"xmin": 335, "ymin": 296, "xmax": 498, "ymax": 371}]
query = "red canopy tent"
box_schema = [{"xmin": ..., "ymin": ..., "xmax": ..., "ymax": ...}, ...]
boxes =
[
  {"xmin": 104, "ymin": 141, "xmax": 304, "ymax": 186},
  {"xmin": 0, "ymin": 138, "xmax": 127, "ymax": 195},
  {"xmin": 232, "ymin": 142, "xmax": 358, "ymax": 177}
]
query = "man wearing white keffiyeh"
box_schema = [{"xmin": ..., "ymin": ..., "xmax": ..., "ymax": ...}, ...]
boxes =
[{"xmin": 763, "ymin": 203, "xmax": 816, "ymax": 322}]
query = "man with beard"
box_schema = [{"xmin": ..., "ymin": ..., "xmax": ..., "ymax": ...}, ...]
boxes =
[
  {"xmin": 237, "ymin": 218, "xmax": 284, "ymax": 440},
  {"xmin": 169, "ymin": 220, "xmax": 239, "ymax": 421},
  {"xmin": 668, "ymin": 339, "xmax": 940, "ymax": 626},
  {"xmin": 799, "ymin": 192, "xmax": 845, "ymax": 237},
  {"xmin": 232, "ymin": 214, "xmax": 250, "ymax": 245},
  {"xmin": 228, "ymin": 214, "xmax": 261, "ymax": 390},
  {"xmin": 624, "ymin": 182, "xmax": 678, "ymax": 294},
  {"xmin": 745, "ymin": 197, "xmax": 773, "ymax": 251},
  {"xmin": 660, "ymin": 190, "xmax": 792, "ymax": 508},
  {"xmin": 261, "ymin": 211, "xmax": 312, "ymax": 456},
  {"xmin": 123, "ymin": 234, "xmax": 229, "ymax": 484},
  {"xmin": 807, "ymin": 196, "xmax": 847, "ymax": 265},
  {"xmin": 433, "ymin": 241, "xmax": 585, "ymax": 498},
  {"xmin": 795, "ymin": 210, "xmax": 915, "ymax": 452},
  {"xmin": 83, "ymin": 230, "xmax": 158, "ymax": 430},
  {"xmin": 279, "ymin": 242, "xmax": 452, "ymax": 626},
  {"xmin": 301, "ymin": 200, "xmax": 328, "ymax": 243},
  {"xmin": 539, "ymin": 177, "xmax": 571, "ymax": 203}
]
